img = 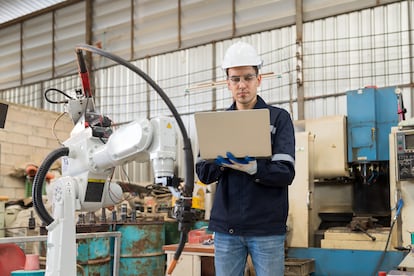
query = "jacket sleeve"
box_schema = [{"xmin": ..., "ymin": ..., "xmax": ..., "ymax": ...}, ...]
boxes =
[
  {"xmin": 253, "ymin": 109, "xmax": 295, "ymax": 188},
  {"xmin": 195, "ymin": 156, "xmax": 223, "ymax": 184}
]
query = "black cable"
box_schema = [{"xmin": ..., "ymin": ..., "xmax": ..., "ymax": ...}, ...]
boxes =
[
  {"xmin": 32, "ymin": 147, "xmax": 70, "ymax": 225},
  {"xmin": 44, "ymin": 88, "xmax": 74, "ymax": 104},
  {"xmin": 174, "ymin": 231, "xmax": 187, "ymax": 262}
]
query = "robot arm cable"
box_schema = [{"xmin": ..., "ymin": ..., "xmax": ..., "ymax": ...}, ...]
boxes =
[
  {"xmin": 44, "ymin": 88, "xmax": 74, "ymax": 104},
  {"xmin": 32, "ymin": 147, "xmax": 70, "ymax": 225}
]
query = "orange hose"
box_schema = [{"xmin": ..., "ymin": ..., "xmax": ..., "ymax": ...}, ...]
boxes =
[{"xmin": 166, "ymin": 259, "xmax": 178, "ymax": 275}]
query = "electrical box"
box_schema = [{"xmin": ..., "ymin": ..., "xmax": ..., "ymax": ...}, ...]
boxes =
[
  {"xmin": 347, "ymin": 87, "xmax": 399, "ymax": 162},
  {"xmin": 394, "ymin": 129, "xmax": 414, "ymax": 180}
]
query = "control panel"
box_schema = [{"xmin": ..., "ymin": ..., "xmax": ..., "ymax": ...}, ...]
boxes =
[{"xmin": 396, "ymin": 130, "xmax": 414, "ymax": 180}]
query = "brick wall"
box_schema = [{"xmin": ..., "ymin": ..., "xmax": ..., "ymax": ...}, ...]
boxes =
[{"xmin": 0, "ymin": 101, "xmax": 73, "ymax": 199}]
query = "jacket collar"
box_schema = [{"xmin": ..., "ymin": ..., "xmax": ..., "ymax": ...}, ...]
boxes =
[{"xmin": 228, "ymin": 95, "xmax": 267, "ymax": 110}]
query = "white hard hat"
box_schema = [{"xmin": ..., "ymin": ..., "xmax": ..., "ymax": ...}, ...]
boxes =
[{"xmin": 221, "ymin": 41, "xmax": 263, "ymax": 70}]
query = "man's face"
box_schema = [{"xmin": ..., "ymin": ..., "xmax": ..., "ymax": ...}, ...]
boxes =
[{"xmin": 226, "ymin": 66, "xmax": 261, "ymax": 110}]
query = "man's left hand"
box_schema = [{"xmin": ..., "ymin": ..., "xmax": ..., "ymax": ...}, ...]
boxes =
[{"xmin": 216, "ymin": 152, "xmax": 257, "ymax": 175}]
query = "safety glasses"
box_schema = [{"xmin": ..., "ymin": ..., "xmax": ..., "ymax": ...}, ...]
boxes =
[{"xmin": 228, "ymin": 74, "xmax": 258, "ymax": 85}]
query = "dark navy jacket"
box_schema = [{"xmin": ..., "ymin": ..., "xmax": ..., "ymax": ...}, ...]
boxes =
[{"xmin": 195, "ymin": 96, "xmax": 295, "ymax": 236}]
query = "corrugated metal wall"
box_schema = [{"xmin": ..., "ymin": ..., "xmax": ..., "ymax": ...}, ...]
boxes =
[
  {"xmin": 54, "ymin": 2, "xmax": 86, "ymax": 76},
  {"xmin": 0, "ymin": 0, "xmax": 412, "ymax": 184},
  {"xmin": 22, "ymin": 13, "xmax": 54, "ymax": 84},
  {"xmin": 303, "ymin": 1, "xmax": 413, "ymax": 119},
  {"xmin": 0, "ymin": 0, "xmax": 403, "ymax": 90},
  {"xmin": 0, "ymin": 24, "xmax": 21, "ymax": 88}
]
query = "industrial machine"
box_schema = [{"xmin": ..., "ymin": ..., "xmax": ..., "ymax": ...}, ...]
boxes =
[
  {"xmin": 288, "ymin": 87, "xmax": 407, "ymax": 275},
  {"xmin": 32, "ymin": 45, "xmax": 194, "ymax": 275},
  {"xmin": 389, "ymin": 123, "xmax": 414, "ymax": 271},
  {"xmin": 309, "ymin": 87, "xmax": 400, "ymax": 243},
  {"xmin": 346, "ymin": 87, "xmax": 399, "ymax": 233}
]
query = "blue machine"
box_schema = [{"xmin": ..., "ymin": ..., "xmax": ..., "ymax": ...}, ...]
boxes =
[
  {"xmin": 347, "ymin": 87, "xmax": 399, "ymax": 162},
  {"xmin": 346, "ymin": 87, "xmax": 399, "ymax": 216}
]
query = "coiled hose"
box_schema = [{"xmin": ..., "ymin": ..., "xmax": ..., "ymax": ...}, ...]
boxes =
[{"xmin": 32, "ymin": 147, "xmax": 69, "ymax": 226}]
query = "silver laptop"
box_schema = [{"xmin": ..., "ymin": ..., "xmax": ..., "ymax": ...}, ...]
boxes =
[{"xmin": 194, "ymin": 109, "xmax": 272, "ymax": 160}]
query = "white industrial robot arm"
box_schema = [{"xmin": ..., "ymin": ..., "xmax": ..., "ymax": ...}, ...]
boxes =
[
  {"xmin": 33, "ymin": 45, "xmax": 194, "ymax": 276},
  {"xmin": 35, "ymin": 99, "xmax": 179, "ymax": 276}
]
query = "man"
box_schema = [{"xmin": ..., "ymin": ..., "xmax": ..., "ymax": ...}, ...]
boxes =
[{"xmin": 195, "ymin": 41, "xmax": 296, "ymax": 276}]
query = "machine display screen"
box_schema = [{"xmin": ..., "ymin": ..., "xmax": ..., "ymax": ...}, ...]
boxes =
[{"xmin": 405, "ymin": 134, "xmax": 414, "ymax": 150}]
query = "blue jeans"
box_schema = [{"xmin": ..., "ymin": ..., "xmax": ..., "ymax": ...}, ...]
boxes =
[{"xmin": 214, "ymin": 232, "xmax": 285, "ymax": 276}]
